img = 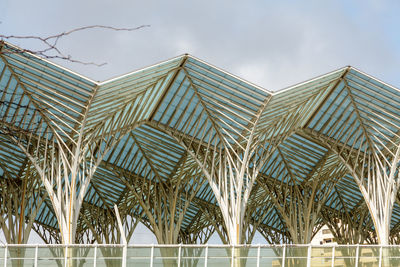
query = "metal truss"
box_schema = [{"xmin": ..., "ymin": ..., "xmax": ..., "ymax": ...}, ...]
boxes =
[
  {"xmin": 2, "ymin": 42, "xmax": 400, "ymax": 247},
  {"xmin": 0, "ymin": 163, "xmax": 46, "ymax": 244}
]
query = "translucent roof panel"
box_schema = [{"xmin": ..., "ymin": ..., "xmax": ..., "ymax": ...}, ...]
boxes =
[{"xmin": 3, "ymin": 44, "xmax": 400, "ymax": 244}]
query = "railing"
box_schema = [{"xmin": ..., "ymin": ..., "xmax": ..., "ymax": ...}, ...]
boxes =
[{"xmin": 1, "ymin": 244, "xmax": 400, "ymax": 266}]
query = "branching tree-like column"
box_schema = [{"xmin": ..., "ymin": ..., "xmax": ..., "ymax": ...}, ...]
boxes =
[
  {"xmin": 0, "ymin": 46, "xmax": 98, "ymax": 244},
  {"xmin": 156, "ymin": 97, "xmax": 288, "ymax": 244},
  {"xmin": 0, "ymin": 163, "xmax": 46, "ymax": 244},
  {"xmin": 321, "ymin": 204, "xmax": 376, "ymax": 244},
  {"xmin": 153, "ymin": 59, "xmax": 340, "ymax": 245},
  {"xmin": 322, "ymin": 180, "xmax": 377, "ymax": 244},
  {"xmin": 303, "ymin": 73, "xmax": 400, "ymax": 245},
  {"xmin": 261, "ymin": 151, "xmax": 346, "ymax": 244},
  {"xmin": 104, "ymin": 138, "xmax": 207, "ymax": 244},
  {"xmin": 77, "ymin": 203, "xmax": 139, "ymax": 244},
  {"xmin": 306, "ymin": 127, "xmax": 400, "ymax": 244},
  {"xmin": 1, "ymin": 41, "xmax": 175, "ymax": 245},
  {"xmin": 7, "ymin": 123, "xmax": 119, "ymax": 244}
]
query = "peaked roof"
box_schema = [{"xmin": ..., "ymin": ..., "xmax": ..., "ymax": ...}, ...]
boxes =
[{"xmin": 1, "ymin": 41, "xmax": 400, "ymax": 243}]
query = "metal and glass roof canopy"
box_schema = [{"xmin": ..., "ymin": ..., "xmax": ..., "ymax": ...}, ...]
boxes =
[{"xmin": 1, "ymin": 41, "xmax": 400, "ymax": 245}]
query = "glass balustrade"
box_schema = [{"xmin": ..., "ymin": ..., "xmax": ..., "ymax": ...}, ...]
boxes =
[{"xmin": 1, "ymin": 244, "xmax": 400, "ymax": 267}]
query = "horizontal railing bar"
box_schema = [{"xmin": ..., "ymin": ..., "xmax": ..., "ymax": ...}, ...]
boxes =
[{"xmin": 2, "ymin": 244, "xmax": 400, "ymax": 248}]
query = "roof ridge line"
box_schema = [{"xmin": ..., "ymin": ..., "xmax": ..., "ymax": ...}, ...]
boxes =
[
  {"xmin": 98, "ymin": 54, "xmax": 188, "ymax": 85},
  {"xmin": 1, "ymin": 40, "xmax": 99, "ymax": 85},
  {"xmin": 186, "ymin": 54, "xmax": 273, "ymax": 95},
  {"xmin": 272, "ymin": 66, "xmax": 351, "ymax": 96}
]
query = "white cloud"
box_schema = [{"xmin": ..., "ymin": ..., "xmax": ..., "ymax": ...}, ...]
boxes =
[{"xmin": 3, "ymin": 0, "xmax": 399, "ymax": 87}]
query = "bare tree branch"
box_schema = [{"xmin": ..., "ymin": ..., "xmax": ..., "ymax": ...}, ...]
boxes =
[{"xmin": 0, "ymin": 24, "xmax": 150, "ymax": 66}]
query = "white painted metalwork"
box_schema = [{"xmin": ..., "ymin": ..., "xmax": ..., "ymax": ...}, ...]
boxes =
[
  {"xmin": 2, "ymin": 41, "xmax": 400, "ymax": 249},
  {"xmin": 256, "ymin": 245, "xmax": 260, "ymax": 267},
  {"xmin": 3, "ymin": 244, "xmax": 6, "ymax": 267},
  {"xmin": 93, "ymin": 246, "xmax": 97, "ymax": 267},
  {"xmin": 64, "ymin": 245, "xmax": 68, "ymax": 267},
  {"xmin": 0, "ymin": 243, "xmax": 396, "ymax": 266},
  {"xmin": 150, "ymin": 245, "xmax": 154, "ymax": 267},
  {"xmin": 231, "ymin": 245, "xmax": 234, "ymax": 267},
  {"xmin": 114, "ymin": 205, "xmax": 127, "ymax": 267},
  {"xmin": 355, "ymin": 244, "xmax": 359, "ymax": 267},
  {"xmin": 178, "ymin": 244, "xmax": 181, "ymax": 267},
  {"xmin": 204, "ymin": 245, "xmax": 208, "ymax": 267},
  {"xmin": 306, "ymin": 244, "xmax": 311, "ymax": 267}
]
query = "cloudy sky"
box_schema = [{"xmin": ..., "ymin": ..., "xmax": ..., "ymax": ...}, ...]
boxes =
[
  {"xmin": 1, "ymin": 0, "xmax": 400, "ymax": 244},
  {"xmin": 2, "ymin": 0, "xmax": 400, "ymax": 91}
]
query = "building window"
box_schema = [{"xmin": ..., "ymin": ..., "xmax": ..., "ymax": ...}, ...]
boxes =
[{"xmin": 322, "ymin": 229, "xmax": 331, "ymax": 235}]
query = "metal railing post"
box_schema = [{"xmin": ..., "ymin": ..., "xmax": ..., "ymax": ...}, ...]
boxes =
[
  {"xmin": 355, "ymin": 244, "xmax": 359, "ymax": 267},
  {"xmin": 6, "ymin": 243, "xmax": 397, "ymax": 267},
  {"xmin": 178, "ymin": 244, "xmax": 181, "ymax": 267},
  {"xmin": 64, "ymin": 245, "xmax": 68, "ymax": 267},
  {"xmin": 231, "ymin": 245, "xmax": 234, "ymax": 267},
  {"xmin": 150, "ymin": 245, "xmax": 154, "ymax": 267},
  {"xmin": 34, "ymin": 245, "xmax": 38, "ymax": 267},
  {"xmin": 114, "ymin": 205, "xmax": 127, "ymax": 267},
  {"xmin": 204, "ymin": 245, "xmax": 208, "ymax": 267},
  {"xmin": 306, "ymin": 245, "xmax": 311, "ymax": 267},
  {"xmin": 4, "ymin": 244, "xmax": 7, "ymax": 267},
  {"xmin": 93, "ymin": 246, "xmax": 97, "ymax": 267},
  {"xmin": 122, "ymin": 244, "xmax": 127, "ymax": 267}
]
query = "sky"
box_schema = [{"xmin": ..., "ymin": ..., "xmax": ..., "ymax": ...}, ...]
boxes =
[
  {"xmin": 1, "ymin": 0, "xmax": 400, "ymax": 244},
  {"xmin": 2, "ymin": 0, "xmax": 400, "ymax": 90}
]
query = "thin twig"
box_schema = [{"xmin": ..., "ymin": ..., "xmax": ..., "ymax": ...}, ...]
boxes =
[{"xmin": 0, "ymin": 25, "xmax": 150, "ymax": 66}]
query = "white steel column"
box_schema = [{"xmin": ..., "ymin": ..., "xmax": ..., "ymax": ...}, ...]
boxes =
[
  {"xmin": 34, "ymin": 245, "xmax": 38, "ymax": 267},
  {"xmin": 4, "ymin": 245, "xmax": 7, "ymax": 267},
  {"xmin": 178, "ymin": 244, "xmax": 181, "ymax": 267},
  {"xmin": 204, "ymin": 245, "xmax": 208, "ymax": 267},
  {"xmin": 231, "ymin": 245, "xmax": 234, "ymax": 267},
  {"xmin": 306, "ymin": 245, "xmax": 311, "ymax": 267},
  {"xmin": 150, "ymin": 245, "xmax": 154, "ymax": 267},
  {"xmin": 114, "ymin": 205, "xmax": 127, "ymax": 267},
  {"xmin": 310, "ymin": 132, "xmax": 400, "ymax": 245},
  {"xmin": 64, "ymin": 245, "xmax": 68, "ymax": 267},
  {"xmin": 355, "ymin": 244, "xmax": 359, "ymax": 267},
  {"xmin": 161, "ymin": 94, "xmax": 291, "ymax": 245},
  {"xmin": 93, "ymin": 246, "xmax": 97, "ymax": 267},
  {"xmin": 303, "ymin": 76, "xmax": 400, "ymax": 245}
]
